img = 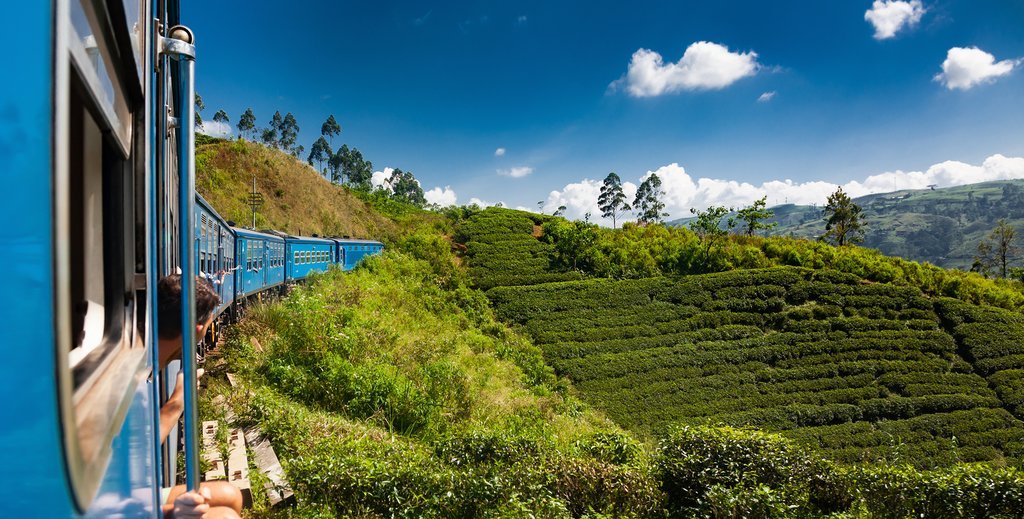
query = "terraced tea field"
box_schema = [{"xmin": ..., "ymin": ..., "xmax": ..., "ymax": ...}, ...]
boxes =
[
  {"xmin": 461, "ymin": 209, "xmax": 1024, "ymax": 468},
  {"xmin": 488, "ymin": 268, "xmax": 1024, "ymax": 467}
]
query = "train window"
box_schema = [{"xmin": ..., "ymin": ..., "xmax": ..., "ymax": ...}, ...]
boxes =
[
  {"xmin": 58, "ymin": 0, "xmax": 150, "ymax": 506},
  {"xmin": 67, "ymin": 0, "xmax": 131, "ymax": 152}
]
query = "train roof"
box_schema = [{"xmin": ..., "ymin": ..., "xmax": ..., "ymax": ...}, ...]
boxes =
[
  {"xmin": 283, "ymin": 235, "xmax": 336, "ymax": 245},
  {"xmin": 231, "ymin": 227, "xmax": 286, "ymax": 241},
  {"xmin": 196, "ymin": 194, "xmax": 232, "ymax": 227},
  {"xmin": 333, "ymin": 238, "xmax": 384, "ymax": 245}
]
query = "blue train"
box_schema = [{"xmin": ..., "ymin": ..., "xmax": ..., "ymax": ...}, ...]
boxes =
[{"xmin": 0, "ymin": 1, "xmax": 381, "ymax": 516}]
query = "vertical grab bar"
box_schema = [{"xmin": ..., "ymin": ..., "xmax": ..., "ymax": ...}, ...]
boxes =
[{"xmin": 160, "ymin": 25, "xmax": 200, "ymax": 492}]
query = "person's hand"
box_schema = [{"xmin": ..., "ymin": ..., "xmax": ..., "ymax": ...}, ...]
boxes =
[
  {"xmin": 171, "ymin": 369, "xmax": 204, "ymax": 400},
  {"xmin": 172, "ymin": 487, "xmax": 211, "ymax": 518}
]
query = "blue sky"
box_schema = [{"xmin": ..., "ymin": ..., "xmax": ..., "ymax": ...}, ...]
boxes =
[{"xmin": 187, "ymin": 1, "xmax": 1024, "ymax": 221}]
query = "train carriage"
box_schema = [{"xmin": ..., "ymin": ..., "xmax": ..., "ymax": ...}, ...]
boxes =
[
  {"xmin": 232, "ymin": 228, "xmax": 285, "ymax": 299},
  {"xmin": 336, "ymin": 238, "xmax": 385, "ymax": 271},
  {"xmin": 196, "ymin": 195, "xmax": 236, "ymax": 314},
  {"xmin": 285, "ymin": 235, "xmax": 336, "ymax": 281}
]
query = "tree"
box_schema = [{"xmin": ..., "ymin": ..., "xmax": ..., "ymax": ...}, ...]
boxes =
[
  {"xmin": 329, "ymin": 144, "xmax": 348, "ymax": 184},
  {"xmin": 977, "ymin": 219, "xmax": 1018, "ymax": 278},
  {"xmin": 633, "ymin": 174, "xmax": 668, "ymax": 224},
  {"xmin": 598, "ymin": 172, "xmax": 631, "ymax": 229},
  {"xmin": 194, "ymin": 93, "xmax": 205, "ymax": 128},
  {"xmin": 543, "ymin": 218, "xmax": 599, "ymax": 270},
  {"xmin": 734, "ymin": 196, "xmax": 776, "ymax": 236},
  {"xmin": 321, "ymin": 115, "xmax": 341, "ymax": 146},
  {"xmin": 553, "ymin": 205, "xmax": 567, "ymax": 217},
  {"xmin": 973, "ymin": 240, "xmax": 996, "ymax": 277},
  {"xmin": 260, "ymin": 127, "xmax": 277, "ymax": 148},
  {"xmin": 344, "ymin": 147, "xmax": 373, "ymax": 188},
  {"xmin": 213, "ymin": 109, "xmax": 229, "ymax": 124},
  {"xmin": 388, "ymin": 168, "xmax": 426, "ymax": 206},
  {"xmin": 307, "ymin": 136, "xmax": 332, "ymax": 176},
  {"xmin": 237, "ymin": 108, "xmax": 256, "ymax": 139},
  {"xmin": 690, "ymin": 205, "xmax": 734, "ymax": 267},
  {"xmin": 821, "ymin": 187, "xmax": 864, "ymax": 246},
  {"xmin": 262, "ymin": 111, "xmax": 283, "ymax": 148},
  {"xmin": 279, "ymin": 112, "xmax": 300, "ymax": 153}
]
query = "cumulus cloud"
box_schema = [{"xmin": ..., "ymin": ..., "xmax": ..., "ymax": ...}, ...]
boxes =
[
  {"xmin": 934, "ymin": 47, "xmax": 1020, "ymax": 90},
  {"xmin": 494, "ymin": 147, "xmax": 506, "ymax": 157},
  {"xmin": 757, "ymin": 91, "xmax": 776, "ymax": 102},
  {"xmin": 542, "ymin": 154, "xmax": 1024, "ymax": 224},
  {"xmin": 198, "ymin": 120, "xmax": 232, "ymax": 138},
  {"xmin": 371, "ymin": 167, "xmax": 395, "ymax": 191},
  {"xmin": 540, "ymin": 178, "xmax": 637, "ymax": 224},
  {"xmin": 613, "ymin": 42, "xmax": 760, "ymax": 97},
  {"xmin": 424, "ymin": 186, "xmax": 457, "ymax": 206},
  {"xmin": 498, "ymin": 166, "xmax": 534, "ymax": 178},
  {"xmin": 468, "ymin": 197, "xmax": 505, "ymax": 208},
  {"xmin": 864, "ymin": 0, "xmax": 926, "ymax": 40}
]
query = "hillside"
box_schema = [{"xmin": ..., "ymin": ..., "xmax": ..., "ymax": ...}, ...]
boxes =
[
  {"xmin": 192, "ymin": 196, "xmax": 1024, "ymax": 516},
  {"xmin": 195, "ymin": 137, "xmax": 400, "ymax": 240},
  {"xmin": 458, "ymin": 208, "xmax": 1024, "ymax": 469},
  {"xmin": 668, "ymin": 180, "xmax": 1024, "ymax": 270}
]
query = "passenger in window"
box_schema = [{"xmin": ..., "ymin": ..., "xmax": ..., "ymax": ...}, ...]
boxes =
[
  {"xmin": 200, "ymin": 266, "xmax": 238, "ymax": 290},
  {"xmin": 156, "ymin": 275, "xmax": 242, "ymax": 519}
]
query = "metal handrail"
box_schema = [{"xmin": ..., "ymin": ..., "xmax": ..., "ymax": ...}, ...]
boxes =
[{"xmin": 160, "ymin": 24, "xmax": 200, "ymax": 492}]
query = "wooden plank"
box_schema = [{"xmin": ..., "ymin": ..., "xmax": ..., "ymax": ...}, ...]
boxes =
[
  {"xmin": 243, "ymin": 426, "xmax": 295, "ymax": 507},
  {"xmin": 226, "ymin": 427, "xmax": 252, "ymax": 506},
  {"xmin": 201, "ymin": 420, "xmax": 225, "ymax": 481}
]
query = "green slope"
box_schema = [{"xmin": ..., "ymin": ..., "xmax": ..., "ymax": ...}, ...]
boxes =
[
  {"xmin": 459, "ymin": 208, "xmax": 1024, "ymax": 469},
  {"xmin": 669, "ymin": 180, "xmax": 1024, "ymax": 269},
  {"xmin": 195, "ymin": 137, "xmax": 400, "ymax": 240}
]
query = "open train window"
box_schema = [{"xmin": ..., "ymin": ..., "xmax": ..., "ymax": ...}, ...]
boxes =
[{"xmin": 57, "ymin": 0, "xmax": 148, "ymax": 508}]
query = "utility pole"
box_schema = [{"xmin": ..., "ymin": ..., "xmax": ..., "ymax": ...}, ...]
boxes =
[{"xmin": 247, "ymin": 176, "xmax": 264, "ymax": 229}]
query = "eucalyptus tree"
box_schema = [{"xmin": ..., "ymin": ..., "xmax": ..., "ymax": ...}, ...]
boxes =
[
  {"xmin": 633, "ymin": 174, "xmax": 668, "ymax": 224},
  {"xmin": 598, "ymin": 172, "xmax": 631, "ymax": 229},
  {"xmin": 321, "ymin": 115, "xmax": 341, "ymax": 146},
  {"xmin": 237, "ymin": 108, "xmax": 256, "ymax": 139},
  {"xmin": 307, "ymin": 136, "xmax": 332, "ymax": 176}
]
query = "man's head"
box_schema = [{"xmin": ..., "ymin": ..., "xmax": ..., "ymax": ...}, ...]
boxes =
[{"xmin": 157, "ymin": 275, "xmax": 220, "ymax": 366}]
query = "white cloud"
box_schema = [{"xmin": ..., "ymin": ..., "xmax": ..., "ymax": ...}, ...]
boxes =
[
  {"xmin": 198, "ymin": 120, "xmax": 232, "ymax": 138},
  {"xmin": 542, "ymin": 154, "xmax": 1024, "ymax": 224},
  {"xmin": 424, "ymin": 186, "xmax": 457, "ymax": 206},
  {"xmin": 934, "ymin": 47, "xmax": 1020, "ymax": 90},
  {"xmin": 371, "ymin": 167, "xmax": 395, "ymax": 191},
  {"xmin": 498, "ymin": 166, "xmax": 534, "ymax": 178},
  {"xmin": 613, "ymin": 42, "xmax": 760, "ymax": 97},
  {"xmin": 757, "ymin": 91, "xmax": 776, "ymax": 102},
  {"xmin": 541, "ymin": 178, "xmax": 638, "ymax": 224},
  {"xmin": 468, "ymin": 197, "xmax": 505, "ymax": 208},
  {"xmin": 864, "ymin": 0, "xmax": 926, "ymax": 40},
  {"xmin": 494, "ymin": 147, "xmax": 506, "ymax": 157}
]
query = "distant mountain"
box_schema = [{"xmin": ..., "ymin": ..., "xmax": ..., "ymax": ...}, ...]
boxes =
[{"xmin": 669, "ymin": 180, "xmax": 1024, "ymax": 269}]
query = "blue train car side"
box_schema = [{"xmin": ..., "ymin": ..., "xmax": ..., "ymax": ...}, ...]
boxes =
[
  {"xmin": 0, "ymin": 1, "xmax": 386, "ymax": 514},
  {"xmin": 233, "ymin": 228, "xmax": 286, "ymax": 298},
  {"xmin": 196, "ymin": 195, "xmax": 236, "ymax": 314},
  {"xmin": 336, "ymin": 239, "xmax": 385, "ymax": 270},
  {"xmin": 285, "ymin": 236, "xmax": 336, "ymax": 281}
]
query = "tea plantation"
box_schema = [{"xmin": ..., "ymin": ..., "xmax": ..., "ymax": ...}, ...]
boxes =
[{"xmin": 463, "ymin": 208, "xmax": 1024, "ymax": 468}]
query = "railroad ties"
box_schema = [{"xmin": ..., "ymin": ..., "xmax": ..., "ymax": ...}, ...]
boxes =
[{"xmin": 205, "ymin": 379, "xmax": 294, "ymax": 509}]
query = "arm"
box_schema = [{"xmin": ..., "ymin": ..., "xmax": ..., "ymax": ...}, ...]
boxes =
[
  {"xmin": 159, "ymin": 371, "xmax": 185, "ymax": 444},
  {"xmin": 159, "ymin": 369, "xmax": 204, "ymax": 444}
]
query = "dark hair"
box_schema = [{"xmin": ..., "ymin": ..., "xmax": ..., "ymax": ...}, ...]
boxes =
[{"xmin": 157, "ymin": 274, "xmax": 220, "ymax": 340}]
